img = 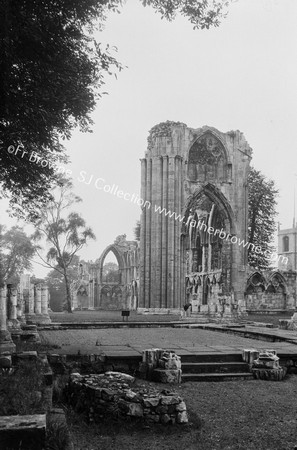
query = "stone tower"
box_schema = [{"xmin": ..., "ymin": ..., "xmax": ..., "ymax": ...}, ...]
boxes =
[{"xmin": 139, "ymin": 122, "xmax": 252, "ymax": 316}]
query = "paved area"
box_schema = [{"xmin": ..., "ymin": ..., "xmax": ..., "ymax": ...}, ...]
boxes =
[{"xmin": 39, "ymin": 327, "xmax": 297, "ymax": 357}]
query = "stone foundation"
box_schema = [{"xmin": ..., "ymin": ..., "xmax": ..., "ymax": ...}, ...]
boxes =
[{"xmin": 65, "ymin": 371, "xmax": 188, "ymax": 425}]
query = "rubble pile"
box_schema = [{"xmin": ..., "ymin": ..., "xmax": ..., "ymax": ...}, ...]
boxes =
[{"xmin": 65, "ymin": 371, "xmax": 188, "ymax": 425}]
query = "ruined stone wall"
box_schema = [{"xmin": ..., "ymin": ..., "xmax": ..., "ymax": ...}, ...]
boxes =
[
  {"xmin": 65, "ymin": 372, "xmax": 188, "ymax": 425},
  {"xmin": 139, "ymin": 122, "xmax": 252, "ymax": 314},
  {"xmin": 245, "ymin": 270, "xmax": 295, "ymax": 312}
]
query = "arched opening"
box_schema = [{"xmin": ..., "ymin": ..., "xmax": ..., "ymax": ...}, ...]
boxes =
[
  {"xmin": 182, "ymin": 185, "xmax": 234, "ymax": 312},
  {"xmin": 102, "ymin": 251, "xmax": 121, "ymax": 284}
]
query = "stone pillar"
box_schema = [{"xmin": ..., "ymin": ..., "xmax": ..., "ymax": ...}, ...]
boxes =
[
  {"xmin": 167, "ymin": 156, "xmax": 175, "ymax": 309},
  {"xmin": 72, "ymin": 289, "xmax": 78, "ymax": 310},
  {"xmin": 140, "ymin": 158, "xmax": 147, "ymax": 308},
  {"xmin": 151, "ymin": 156, "xmax": 162, "ymax": 308},
  {"xmin": 7, "ymin": 285, "xmax": 20, "ymax": 329},
  {"xmin": 17, "ymin": 287, "xmax": 25, "ymax": 323},
  {"xmin": 144, "ymin": 158, "xmax": 152, "ymax": 308},
  {"xmin": 41, "ymin": 285, "xmax": 51, "ymax": 324},
  {"xmin": 31, "ymin": 283, "xmax": 45, "ymax": 323},
  {"xmin": 0, "ymin": 285, "xmax": 16, "ymax": 353},
  {"xmin": 25, "ymin": 284, "xmax": 36, "ymax": 322},
  {"xmin": 161, "ymin": 156, "xmax": 168, "ymax": 308}
]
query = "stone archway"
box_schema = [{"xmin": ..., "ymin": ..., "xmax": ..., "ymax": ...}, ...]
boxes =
[
  {"xmin": 96, "ymin": 235, "xmax": 139, "ymax": 310},
  {"xmin": 181, "ymin": 184, "xmax": 236, "ymax": 315}
]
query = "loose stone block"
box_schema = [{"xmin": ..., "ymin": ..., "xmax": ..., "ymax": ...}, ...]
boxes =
[
  {"xmin": 160, "ymin": 414, "xmax": 171, "ymax": 424},
  {"xmin": 127, "ymin": 403, "xmax": 144, "ymax": 417},
  {"xmin": 177, "ymin": 411, "xmax": 189, "ymax": 424},
  {"xmin": 176, "ymin": 401, "xmax": 187, "ymax": 412},
  {"xmin": 153, "ymin": 368, "xmax": 182, "ymax": 384},
  {"xmin": 242, "ymin": 349, "xmax": 259, "ymax": 364},
  {"xmin": 143, "ymin": 397, "xmax": 160, "ymax": 407},
  {"xmin": 0, "ymin": 414, "xmax": 46, "ymax": 450},
  {"xmin": 160, "ymin": 395, "xmax": 180, "ymax": 406}
]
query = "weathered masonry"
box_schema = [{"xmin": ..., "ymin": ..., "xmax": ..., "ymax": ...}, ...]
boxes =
[{"xmin": 139, "ymin": 122, "xmax": 252, "ymax": 316}]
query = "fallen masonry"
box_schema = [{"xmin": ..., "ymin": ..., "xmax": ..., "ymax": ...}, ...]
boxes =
[
  {"xmin": 64, "ymin": 371, "xmax": 188, "ymax": 425},
  {"xmin": 242, "ymin": 348, "xmax": 287, "ymax": 381},
  {"xmin": 139, "ymin": 348, "xmax": 182, "ymax": 383}
]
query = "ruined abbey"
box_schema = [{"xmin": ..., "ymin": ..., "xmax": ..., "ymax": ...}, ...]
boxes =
[{"xmin": 70, "ymin": 122, "xmax": 296, "ymax": 317}]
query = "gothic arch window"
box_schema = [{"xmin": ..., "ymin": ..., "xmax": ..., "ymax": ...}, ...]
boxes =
[
  {"xmin": 184, "ymin": 195, "xmax": 226, "ymax": 275},
  {"xmin": 188, "ymin": 132, "xmax": 227, "ymax": 182},
  {"xmin": 283, "ymin": 236, "xmax": 289, "ymax": 252}
]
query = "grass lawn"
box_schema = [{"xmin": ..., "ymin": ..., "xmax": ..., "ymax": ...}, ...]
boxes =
[{"xmin": 67, "ymin": 376, "xmax": 297, "ymax": 450}]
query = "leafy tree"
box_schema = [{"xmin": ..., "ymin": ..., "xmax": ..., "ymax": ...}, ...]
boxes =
[
  {"xmin": 45, "ymin": 255, "xmax": 81, "ymax": 311},
  {"xmin": 0, "ymin": 0, "xmax": 231, "ymax": 218},
  {"xmin": 247, "ymin": 167, "xmax": 278, "ymax": 270},
  {"xmin": 0, "ymin": 225, "xmax": 36, "ymax": 285},
  {"xmin": 33, "ymin": 180, "xmax": 96, "ymax": 312},
  {"xmin": 142, "ymin": 0, "xmax": 231, "ymax": 29}
]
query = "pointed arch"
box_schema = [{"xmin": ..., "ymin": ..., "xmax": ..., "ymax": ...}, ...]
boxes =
[
  {"xmin": 182, "ymin": 183, "xmax": 236, "ymax": 235},
  {"xmin": 187, "ymin": 129, "xmax": 230, "ymax": 182}
]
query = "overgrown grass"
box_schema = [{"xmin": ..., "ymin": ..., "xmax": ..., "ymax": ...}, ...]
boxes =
[{"xmin": 0, "ymin": 361, "xmax": 46, "ymax": 416}]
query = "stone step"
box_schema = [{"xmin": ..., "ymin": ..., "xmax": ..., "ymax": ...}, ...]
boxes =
[
  {"xmin": 182, "ymin": 372, "xmax": 253, "ymax": 382},
  {"xmin": 181, "ymin": 352, "xmax": 243, "ymax": 363},
  {"xmin": 181, "ymin": 361, "xmax": 250, "ymax": 374}
]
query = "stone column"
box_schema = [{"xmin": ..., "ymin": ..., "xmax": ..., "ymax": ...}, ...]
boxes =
[
  {"xmin": 25, "ymin": 284, "xmax": 36, "ymax": 322},
  {"xmin": 139, "ymin": 158, "xmax": 147, "ymax": 309},
  {"xmin": 167, "ymin": 156, "xmax": 176, "ymax": 309},
  {"xmin": 32, "ymin": 283, "xmax": 44, "ymax": 323},
  {"xmin": 72, "ymin": 289, "xmax": 78, "ymax": 310},
  {"xmin": 7, "ymin": 285, "xmax": 20, "ymax": 329},
  {"xmin": 161, "ymin": 156, "xmax": 168, "ymax": 307},
  {"xmin": 0, "ymin": 285, "xmax": 16, "ymax": 353},
  {"xmin": 41, "ymin": 285, "xmax": 51, "ymax": 324},
  {"xmin": 17, "ymin": 287, "xmax": 25, "ymax": 323},
  {"xmin": 144, "ymin": 158, "xmax": 152, "ymax": 308}
]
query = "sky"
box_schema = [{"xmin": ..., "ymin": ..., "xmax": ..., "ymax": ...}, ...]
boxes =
[{"xmin": 1, "ymin": 0, "xmax": 297, "ymax": 277}]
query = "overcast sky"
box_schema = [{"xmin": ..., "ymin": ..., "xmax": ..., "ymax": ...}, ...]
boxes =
[{"xmin": 1, "ymin": 0, "xmax": 297, "ymax": 277}]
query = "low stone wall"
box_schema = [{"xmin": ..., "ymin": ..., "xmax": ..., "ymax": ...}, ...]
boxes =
[
  {"xmin": 47, "ymin": 352, "xmax": 141, "ymax": 376},
  {"xmin": 64, "ymin": 371, "xmax": 188, "ymax": 425}
]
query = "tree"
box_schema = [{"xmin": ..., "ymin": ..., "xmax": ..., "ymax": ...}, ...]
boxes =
[
  {"xmin": 0, "ymin": 225, "xmax": 36, "ymax": 285},
  {"xmin": 33, "ymin": 180, "xmax": 96, "ymax": 312},
  {"xmin": 0, "ymin": 0, "xmax": 231, "ymax": 218},
  {"xmin": 45, "ymin": 255, "xmax": 81, "ymax": 311},
  {"xmin": 248, "ymin": 167, "xmax": 278, "ymax": 270},
  {"xmin": 142, "ymin": 0, "xmax": 231, "ymax": 29}
]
